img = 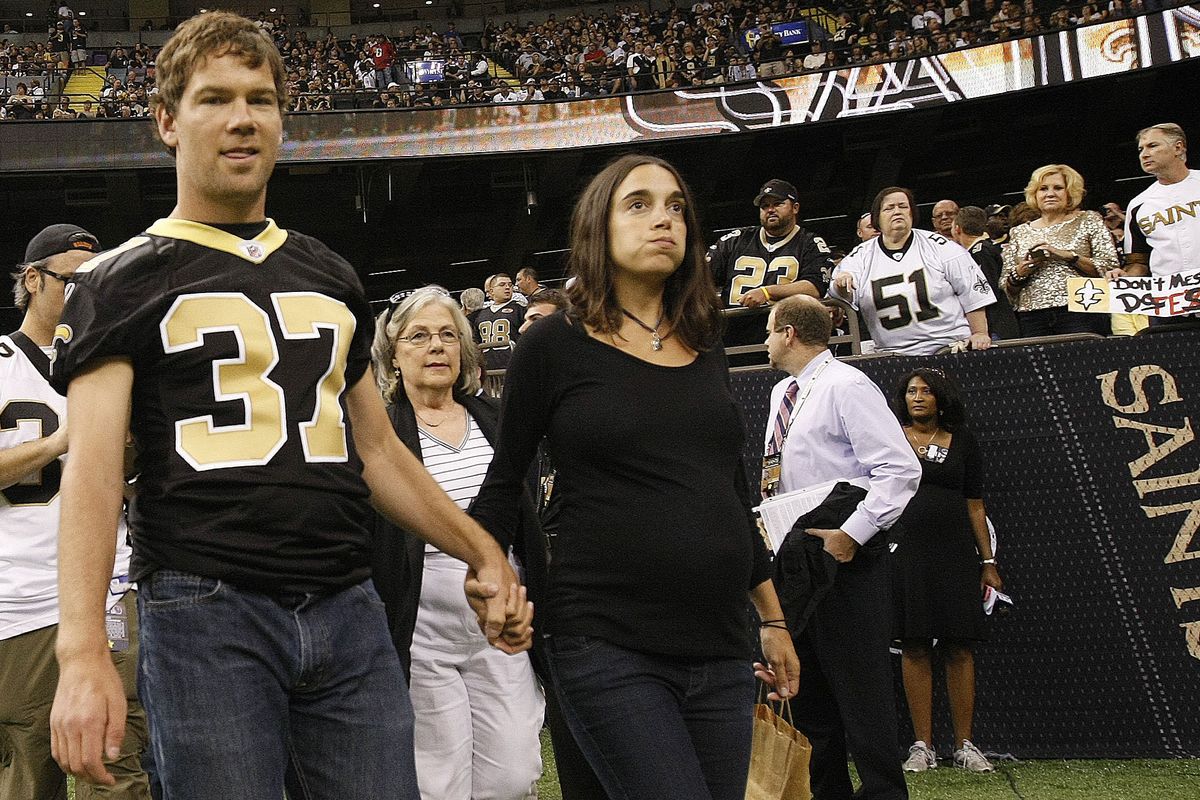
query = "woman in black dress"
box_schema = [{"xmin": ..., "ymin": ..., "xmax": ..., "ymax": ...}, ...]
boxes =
[
  {"xmin": 892, "ymin": 368, "xmax": 1003, "ymax": 774},
  {"xmin": 471, "ymin": 153, "xmax": 799, "ymax": 800}
]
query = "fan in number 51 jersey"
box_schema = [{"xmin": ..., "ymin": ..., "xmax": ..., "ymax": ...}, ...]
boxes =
[{"xmin": 831, "ymin": 187, "xmax": 996, "ymax": 356}]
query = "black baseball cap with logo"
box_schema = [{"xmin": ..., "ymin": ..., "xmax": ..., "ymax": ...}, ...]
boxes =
[
  {"xmin": 754, "ymin": 179, "xmax": 799, "ymax": 207},
  {"xmin": 24, "ymin": 224, "xmax": 100, "ymax": 263},
  {"xmin": 984, "ymin": 204, "xmax": 1012, "ymax": 218}
]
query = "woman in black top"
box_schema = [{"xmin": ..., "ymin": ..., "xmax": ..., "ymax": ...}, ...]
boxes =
[
  {"xmin": 891, "ymin": 368, "xmax": 1003, "ymax": 774},
  {"xmin": 472, "ymin": 154, "xmax": 798, "ymax": 800}
]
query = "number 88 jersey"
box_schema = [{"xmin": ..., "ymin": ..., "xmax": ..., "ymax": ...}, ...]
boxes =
[
  {"xmin": 831, "ymin": 229, "xmax": 996, "ymax": 356},
  {"xmin": 51, "ymin": 219, "xmax": 378, "ymax": 594}
]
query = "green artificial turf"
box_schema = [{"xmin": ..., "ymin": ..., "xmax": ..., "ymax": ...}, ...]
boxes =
[{"xmin": 536, "ymin": 729, "xmax": 1200, "ymax": 800}]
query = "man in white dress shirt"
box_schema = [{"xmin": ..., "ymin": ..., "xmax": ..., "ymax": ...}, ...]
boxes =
[{"xmin": 764, "ymin": 295, "xmax": 920, "ymax": 800}]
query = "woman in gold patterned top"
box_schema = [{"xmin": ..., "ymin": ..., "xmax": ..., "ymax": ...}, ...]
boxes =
[{"xmin": 1000, "ymin": 164, "xmax": 1119, "ymax": 336}]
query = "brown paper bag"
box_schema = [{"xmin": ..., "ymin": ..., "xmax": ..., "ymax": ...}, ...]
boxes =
[{"xmin": 744, "ymin": 701, "xmax": 812, "ymax": 800}]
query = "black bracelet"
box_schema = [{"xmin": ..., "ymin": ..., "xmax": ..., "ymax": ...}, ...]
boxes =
[
  {"xmin": 759, "ymin": 618, "xmax": 787, "ymax": 626},
  {"xmin": 760, "ymin": 622, "xmax": 790, "ymax": 632}
]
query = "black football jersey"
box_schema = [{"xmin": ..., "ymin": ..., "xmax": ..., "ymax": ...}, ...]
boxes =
[
  {"xmin": 474, "ymin": 300, "xmax": 523, "ymax": 347},
  {"xmin": 52, "ymin": 219, "xmax": 377, "ymax": 593},
  {"xmin": 706, "ymin": 225, "xmax": 833, "ymax": 306}
]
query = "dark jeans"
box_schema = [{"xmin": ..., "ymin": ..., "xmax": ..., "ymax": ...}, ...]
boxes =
[
  {"xmin": 546, "ymin": 635, "xmax": 755, "ymax": 800},
  {"xmin": 1016, "ymin": 305, "xmax": 1110, "ymax": 337},
  {"xmin": 787, "ymin": 550, "xmax": 908, "ymax": 800},
  {"xmin": 137, "ymin": 571, "xmax": 417, "ymax": 800}
]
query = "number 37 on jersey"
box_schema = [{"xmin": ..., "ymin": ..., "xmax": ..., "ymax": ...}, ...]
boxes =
[{"xmin": 159, "ymin": 291, "xmax": 356, "ymax": 471}]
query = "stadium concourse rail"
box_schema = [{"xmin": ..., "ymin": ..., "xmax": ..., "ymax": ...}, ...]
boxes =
[{"xmin": 489, "ymin": 324, "xmax": 1200, "ymax": 758}]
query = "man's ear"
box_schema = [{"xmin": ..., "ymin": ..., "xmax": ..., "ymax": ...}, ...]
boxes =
[{"xmin": 155, "ymin": 104, "xmax": 178, "ymax": 150}]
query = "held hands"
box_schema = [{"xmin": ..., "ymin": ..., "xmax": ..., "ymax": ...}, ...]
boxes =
[
  {"xmin": 464, "ymin": 558, "xmax": 534, "ymax": 654},
  {"xmin": 807, "ymin": 528, "xmax": 858, "ymax": 563},
  {"xmin": 50, "ymin": 655, "xmax": 126, "ymax": 787}
]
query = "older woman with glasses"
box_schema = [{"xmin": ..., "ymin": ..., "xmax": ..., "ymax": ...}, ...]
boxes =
[{"xmin": 370, "ymin": 288, "xmax": 544, "ymax": 800}]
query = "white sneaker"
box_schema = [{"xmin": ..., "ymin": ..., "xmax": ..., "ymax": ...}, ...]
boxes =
[
  {"xmin": 953, "ymin": 740, "xmax": 994, "ymax": 772},
  {"xmin": 902, "ymin": 741, "xmax": 937, "ymax": 772}
]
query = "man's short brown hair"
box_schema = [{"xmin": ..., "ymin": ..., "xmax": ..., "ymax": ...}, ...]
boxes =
[
  {"xmin": 772, "ymin": 295, "xmax": 831, "ymax": 346},
  {"xmin": 152, "ymin": 11, "xmax": 288, "ymax": 118},
  {"xmin": 955, "ymin": 206, "xmax": 986, "ymax": 237}
]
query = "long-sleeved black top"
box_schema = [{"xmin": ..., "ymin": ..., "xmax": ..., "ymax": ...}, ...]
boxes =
[{"xmin": 471, "ymin": 312, "xmax": 771, "ymax": 660}]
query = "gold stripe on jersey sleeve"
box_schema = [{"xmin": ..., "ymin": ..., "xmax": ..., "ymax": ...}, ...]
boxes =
[
  {"xmin": 74, "ymin": 236, "xmax": 151, "ymax": 275},
  {"xmin": 146, "ymin": 219, "xmax": 288, "ymax": 264}
]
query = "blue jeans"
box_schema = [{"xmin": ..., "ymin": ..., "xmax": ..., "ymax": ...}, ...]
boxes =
[
  {"xmin": 137, "ymin": 570, "xmax": 417, "ymax": 800},
  {"xmin": 546, "ymin": 635, "xmax": 754, "ymax": 800}
]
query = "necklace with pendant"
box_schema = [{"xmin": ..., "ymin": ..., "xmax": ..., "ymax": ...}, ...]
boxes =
[
  {"xmin": 907, "ymin": 426, "xmax": 938, "ymax": 456},
  {"xmin": 621, "ymin": 308, "xmax": 668, "ymax": 351}
]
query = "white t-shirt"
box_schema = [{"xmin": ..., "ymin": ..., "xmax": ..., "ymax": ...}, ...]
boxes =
[
  {"xmin": 1125, "ymin": 169, "xmax": 1200, "ymax": 277},
  {"xmin": 0, "ymin": 333, "xmax": 132, "ymax": 639},
  {"xmin": 831, "ymin": 228, "xmax": 995, "ymax": 355}
]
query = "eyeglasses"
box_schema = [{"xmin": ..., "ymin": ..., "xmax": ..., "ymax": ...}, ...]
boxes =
[
  {"xmin": 396, "ymin": 329, "xmax": 459, "ymax": 347},
  {"xmin": 34, "ymin": 265, "xmax": 75, "ymax": 285}
]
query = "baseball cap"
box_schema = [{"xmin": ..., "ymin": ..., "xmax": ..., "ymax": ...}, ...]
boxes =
[
  {"xmin": 24, "ymin": 224, "xmax": 100, "ymax": 263},
  {"xmin": 984, "ymin": 204, "xmax": 1011, "ymax": 217},
  {"xmin": 754, "ymin": 179, "xmax": 798, "ymax": 207}
]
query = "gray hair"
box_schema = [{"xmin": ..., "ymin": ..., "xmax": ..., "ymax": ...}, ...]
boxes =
[
  {"xmin": 371, "ymin": 287, "xmax": 482, "ymax": 404},
  {"xmin": 10, "ymin": 259, "xmax": 46, "ymax": 312},
  {"xmin": 1137, "ymin": 122, "xmax": 1187, "ymax": 152},
  {"xmin": 459, "ymin": 287, "xmax": 486, "ymax": 313}
]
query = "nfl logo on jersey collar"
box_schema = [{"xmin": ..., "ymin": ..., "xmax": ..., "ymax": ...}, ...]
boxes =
[{"xmin": 240, "ymin": 241, "xmax": 266, "ymax": 261}]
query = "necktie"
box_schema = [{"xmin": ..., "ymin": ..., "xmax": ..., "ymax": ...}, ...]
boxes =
[{"xmin": 767, "ymin": 379, "xmax": 799, "ymax": 456}]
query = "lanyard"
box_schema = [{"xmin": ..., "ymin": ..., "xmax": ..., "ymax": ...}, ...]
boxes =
[{"xmin": 777, "ymin": 353, "xmax": 834, "ymax": 453}]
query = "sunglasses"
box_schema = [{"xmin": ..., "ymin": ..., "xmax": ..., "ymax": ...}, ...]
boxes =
[{"xmin": 34, "ymin": 265, "xmax": 76, "ymax": 285}]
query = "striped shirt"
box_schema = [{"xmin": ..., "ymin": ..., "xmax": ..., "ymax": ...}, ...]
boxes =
[{"xmin": 419, "ymin": 412, "xmax": 494, "ymax": 554}]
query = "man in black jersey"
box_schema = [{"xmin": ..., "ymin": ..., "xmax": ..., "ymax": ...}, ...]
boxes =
[
  {"xmin": 475, "ymin": 273, "xmax": 524, "ymax": 370},
  {"xmin": 706, "ymin": 179, "xmax": 834, "ymax": 348},
  {"xmin": 48, "ymin": 13, "xmax": 528, "ymax": 800}
]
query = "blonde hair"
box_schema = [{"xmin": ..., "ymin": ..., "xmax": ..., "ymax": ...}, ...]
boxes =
[
  {"xmin": 371, "ymin": 288, "xmax": 482, "ymax": 403},
  {"xmin": 1024, "ymin": 164, "xmax": 1086, "ymax": 212}
]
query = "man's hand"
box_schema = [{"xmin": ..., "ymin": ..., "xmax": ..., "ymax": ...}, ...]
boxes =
[
  {"xmin": 465, "ymin": 557, "xmax": 532, "ymax": 654},
  {"xmin": 754, "ymin": 627, "xmax": 800, "ymax": 701},
  {"xmin": 807, "ymin": 527, "xmax": 858, "ymax": 563},
  {"xmin": 50, "ymin": 655, "xmax": 125, "ymax": 787},
  {"xmin": 740, "ymin": 286, "xmax": 771, "ymax": 308}
]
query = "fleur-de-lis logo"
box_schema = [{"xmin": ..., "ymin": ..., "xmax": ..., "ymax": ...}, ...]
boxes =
[{"xmin": 1073, "ymin": 279, "xmax": 1105, "ymax": 310}]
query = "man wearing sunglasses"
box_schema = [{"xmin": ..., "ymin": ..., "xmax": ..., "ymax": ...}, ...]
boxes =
[{"xmin": 1, "ymin": 224, "xmax": 150, "ymax": 798}]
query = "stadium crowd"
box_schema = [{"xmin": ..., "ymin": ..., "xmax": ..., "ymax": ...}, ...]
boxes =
[{"xmin": 0, "ymin": 0, "xmax": 1165, "ymax": 118}]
